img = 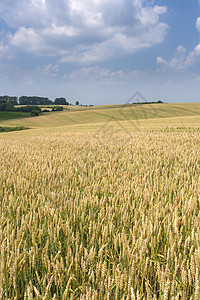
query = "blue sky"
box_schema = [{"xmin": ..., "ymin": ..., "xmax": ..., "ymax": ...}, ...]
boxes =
[{"xmin": 0, "ymin": 0, "xmax": 200, "ymax": 105}]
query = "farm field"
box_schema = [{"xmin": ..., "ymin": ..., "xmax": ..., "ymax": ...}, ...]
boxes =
[
  {"xmin": 0, "ymin": 103, "xmax": 200, "ymax": 299},
  {"xmin": 0, "ymin": 111, "xmax": 31, "ymax": 121},
  {"xmin": 0, "ymin": 102, "xmax": 200, "ymax": 128}
]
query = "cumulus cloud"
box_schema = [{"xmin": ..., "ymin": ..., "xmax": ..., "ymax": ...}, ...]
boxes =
[
  {"xmin": 157, "ymin": 44, "xmax": 200, "ymax": 70},
  {"xmin": 196, "ymin": 17, "xmax": 200, "ymax": 32},
  {"xmin": 156, "ymin": 45, "xmax": 187, "ymax": 70},
  {"xmin": 157, "ymin": 16, "xmax": 200, "ymax": 70},
  {"xmin": 184, "ymin": 43, "xmax": 200, "ymax": 67},
  {"xmin": 0, "ymin": 0, "xmax": 168, "ymax": 63}
]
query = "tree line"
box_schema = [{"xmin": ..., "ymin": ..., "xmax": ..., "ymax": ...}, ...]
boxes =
[
  {"xmin": 0, "ymin": 95, "xmax": 73, "ymax": 106},
  {"xmin": 0, "ymin": 95, "xmax": 72, "ymax": 115},
  {"xmin": 0, "ymin": 99, "xmax": 42, "ymax": 115}
]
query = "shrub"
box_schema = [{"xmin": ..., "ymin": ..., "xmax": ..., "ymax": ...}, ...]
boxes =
[
  {"xmin": 31, "ymin": 110, "xmax": 39, "ymax": 116},
  {"xmin": 52, "ymin": 106, "xmax": 63, "ymax": 111},
  {"xmin": 15, "ymin": 106, "xmax": 41, "ymax": 113}
]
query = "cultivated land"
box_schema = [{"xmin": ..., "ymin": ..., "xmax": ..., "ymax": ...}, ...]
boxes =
[
  {"xmin": 1, "ymin": 102, "xmax": 200, "ymax": 128},
  {"xmin": 0, "ymin": 103, "xmax": 200, "ymax": 299},
  {"xmin": 0, "ymin": 111, "xmax": 30, "ymax": 121}
]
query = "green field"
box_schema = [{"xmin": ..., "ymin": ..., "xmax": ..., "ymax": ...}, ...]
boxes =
[
  {"xmin": 0, "ymin": 126, "xmax": 29, "ymax": 132},
  {"xmin": 0, "ymin": 103, "xmax": 200, "ymax": 299},
  {"xmin": 0, "ymin": 111, "xmax": 31, "ymax": 121}
]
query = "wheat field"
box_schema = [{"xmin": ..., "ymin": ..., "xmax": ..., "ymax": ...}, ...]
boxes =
[{"xmin": 0, "ymin": 104, "xmax": 200, "ymax": 299}]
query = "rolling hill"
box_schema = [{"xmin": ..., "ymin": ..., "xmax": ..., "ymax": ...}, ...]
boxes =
[{"xmin": 0, "ymin": 102, "xmax": 199, "ymax": 130}]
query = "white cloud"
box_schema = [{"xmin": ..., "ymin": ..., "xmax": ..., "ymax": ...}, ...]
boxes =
[
  {"xmin": 69, "ymin": 67, "xmax": 110, "ymax": 79},
  {"xmin": 184, "ymin": 43, "xmax": 200, "ymax": 67},
  {"xmin": 9, "ymin": 27, "xmax": 43, "ymax": 54},
  {"xmin": 196, "ymin": 17, "xmax": 200, "ymax": 32},
  {"xmin": 68, "ymin": 66, "xmax": 144, "ymax": 81},
  {"xmin": 138, "ymin": 5, "xmax": 167, "ymax": 26},
  {"xmin": 0, "ymin": 0, "xmax": 168, "ymax": 63},
  {"xmin": 37, "ymin": 63, "xmax": 59, "ymax": 77},
  {"xmin": 156, "ymin": 56, "xmax": 168, "ymax": 67},
  {"xmin": 0, "ymin": 42, "xmax": 8, "ymax": 58},
  {"xmin": 156, "ymin": 45, "xmax": 188, "ymax": 70},
  {"xmin": 157, "ymin": 43, "xmax": 200, "ymax": 70},
  {"xmin": 156, "ymin": 16, "xmax": 200, "ymax": 70}
]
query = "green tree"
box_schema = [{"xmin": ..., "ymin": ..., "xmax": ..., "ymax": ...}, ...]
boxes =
[
  {"xmin": 54, "ymin": 98, "xmax": 69, "ymax": 105},
  {"xmin": 31, "ymin": 110, "xmax": 39, "ymax": 116},
  {"xmin": 0, "ymin": 96, "xmax": 18, "ymax": 105},
  {"xmin": 0, "ymin": 100, "xmax": 14, "ymax": 111},
  {"xmin": 19, "ymin": 96, "xmax": 53, "ymax": 105}
]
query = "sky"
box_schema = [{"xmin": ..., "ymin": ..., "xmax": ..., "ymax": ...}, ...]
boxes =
[{"xmin": 0, "ymin": 0, "xmax": 200, "ymax": 105}]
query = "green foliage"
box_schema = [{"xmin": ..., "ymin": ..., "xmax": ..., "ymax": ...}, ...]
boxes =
[
  {"xmin": 52, "ymin": 106, "xmax": 64, "ymax": 111},
  {"xmin": 15, "ymin": 106, "xmax": 41, "ymax": 113},
  {"xmin": 0, "ymin": 95, "xmax": 18, "ymax": 105},
  {"xmin": 19, "ymin": 96, "xmax": 53, "ymax": 105},
  {"xmin": 31, "ymin": 110, "xmax": 40, "ymax": 116},
  {"xmin": 0, "ymin": 99, "xmax": 41, "ymax": 119},
  {"xmin": 54, "ymin": 97, "xmax": 69, "ymax": 105},
  {"xmin": 0, "ymin": 126, "xmax": 29, "ymax": 132},
  {"xmin": 131, "ymin": 100, "xmax": 163, "ymax": 104},
  {"xmin": 55, "ymin": 106, "xmax": 63, "ymax": 111},
  {"xmin": 0, "ymin": 100, "xmax": 15, "ymax": 111}
]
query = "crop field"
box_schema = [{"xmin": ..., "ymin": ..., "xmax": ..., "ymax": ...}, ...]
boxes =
[
  {"xmin": 0, "ymin": 103, "xmax": 200, "ymax": 299},
  {"xmin": 1, "ymin": 102, "xmax": 200, "ymax": 128},
  {"xmin": 0, "ymin": 111, "xmax": 31, "ymax": 121}
]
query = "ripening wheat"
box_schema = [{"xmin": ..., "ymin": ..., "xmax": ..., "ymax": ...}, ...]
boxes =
[{"xmin": 0, "ymin": 117, "xmax": 200, "ymax": 299}]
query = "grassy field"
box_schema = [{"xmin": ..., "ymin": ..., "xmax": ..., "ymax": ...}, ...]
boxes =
[
  {"xmin": 0, "ymin": 103, "xmax": 200, "ymax": 299},
  {"xmin": 0, "ymin": 111, "xmax": 31, "ymax": 121},
  {"xmin": 0, "ymin": 126, "xmax": 29, "ymax": 132}
]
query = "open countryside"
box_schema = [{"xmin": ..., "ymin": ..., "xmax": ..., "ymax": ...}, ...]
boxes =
[{"xmin": 0, "ymin": 103, "xmax": 200, "ymax": 299}]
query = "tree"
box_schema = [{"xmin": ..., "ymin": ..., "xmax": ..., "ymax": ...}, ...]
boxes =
[
  {"xmin": 15, "ymin": 106, "xmax": 41, "ymax": 113},
  {"xmin": 0, "ymin": 99, "xmax": 14, "ymax": 111},
  {"xmin": 31, "ymin": 110, "xmax": 39, "ymax": 116},
  {"xmin": 19, "ymin": 96, "xmax": 53, "ymax": 105},
  {"xmin": 76, "ymin": 101, "xmax": 79, "ymax": 106},
  {"xmin": 52, "ymin": 106, "xmax": 63, "ymax": 111},
  {"xmin": 0, "ymin": 96, "xmax": 18, "ymax": 105},
  {"xmin": 54, "ymin": 97, "xmax": 69, "ymax": 105}
]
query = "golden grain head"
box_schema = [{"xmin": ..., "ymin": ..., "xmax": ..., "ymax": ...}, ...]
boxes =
[{"xmin": 0, "ymin": 111, "xmax": 200, "ymax": 299}]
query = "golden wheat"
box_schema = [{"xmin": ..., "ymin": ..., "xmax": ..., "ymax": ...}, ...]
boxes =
[{"xmin": 0, "ymin": 117, "xmax": 200, "ymax": 299}]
